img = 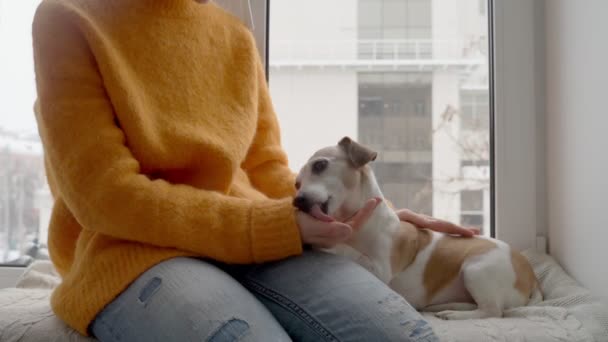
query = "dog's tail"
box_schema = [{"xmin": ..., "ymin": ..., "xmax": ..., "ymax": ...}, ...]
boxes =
[{"xmin": 529, "ymin": 281, "xmax": 544, "ymax": 305}]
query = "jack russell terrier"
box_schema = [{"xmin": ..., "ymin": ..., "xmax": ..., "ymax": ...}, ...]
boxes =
[{"xmin": 294, "ymin": 137, "xmax": 541, "ymax": 320}]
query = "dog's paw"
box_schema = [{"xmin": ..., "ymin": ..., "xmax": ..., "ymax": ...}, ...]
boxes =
[
  {"xmin": 435, "ymin": 309, "xmax": 497, "ymax": 320},
  {"xmin": 435, "ymin": 310, "xmax": 463, "ymax": 320},
  {"xmin": 435, "ymin": 310, "xmax": 471, "ymax": 320}
]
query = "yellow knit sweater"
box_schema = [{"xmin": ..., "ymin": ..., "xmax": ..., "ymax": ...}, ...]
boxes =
[{"xmin": 32, "ymin": 0, "xmax": 302, "ymax": 335}]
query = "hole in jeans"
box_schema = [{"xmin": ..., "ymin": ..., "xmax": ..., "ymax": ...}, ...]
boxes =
[
  {"xmin": 403, "ymin": 319, "xmax": 435, "ymax": 339},
  {"xmin": 206, "ymin": 318, "xmax": 250, "ymax": 342},
  {"xmin": 138, "ymin": 277, "xmax": 162, "ymax": 305}
]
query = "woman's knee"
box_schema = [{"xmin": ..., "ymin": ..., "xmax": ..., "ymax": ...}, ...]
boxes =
[
  {"xmin": 360, "ymin": 291, "xmax": 438, "ymax": 341},
  {"xmin": 91, "ymin": 257, "xmax": 290, "ymax": 342},
  {"xmin": 237, "ymin": 251, "xmax": 438, "ymax": 341}
]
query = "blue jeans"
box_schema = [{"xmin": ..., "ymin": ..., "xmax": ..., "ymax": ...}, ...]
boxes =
[{"xmin": 90, "ymin": 250, "xmax": 437, "ymax": 342}]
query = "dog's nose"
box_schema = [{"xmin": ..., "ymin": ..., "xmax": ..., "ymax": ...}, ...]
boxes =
[{"xmin": 293, "ymin": 196, "xmax": 312, "ymax": 213}]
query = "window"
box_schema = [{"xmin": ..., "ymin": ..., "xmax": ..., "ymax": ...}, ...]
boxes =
[
  {"xmin": 460, "ymin": 189, "xmax": 485, "ymax": 229},
  {"xmin": 479, "ymin": 0, "xmax": 487, "ymax": 15},
  {"xmin": 0, "ymin": 0, "xmax": 50, "ymax": 265},
  {"xmin": 269, "ymin": 0, "xmax": 492, "ymax": 236},
  {"xmin": 461, "ymin": 90, "xmax": 490, "ymax": 132}
]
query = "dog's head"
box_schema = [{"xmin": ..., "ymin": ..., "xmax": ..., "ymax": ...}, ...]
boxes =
[{"xmin": 294, "ymin": 137, "xmax": 378, "ymax": 220}]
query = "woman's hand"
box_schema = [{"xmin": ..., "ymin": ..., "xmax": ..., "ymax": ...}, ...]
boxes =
[
  {"xmin": 297, "ymin": 198, "xmax": 381, "ymax": 248},
  {"xmin": 395, "ymin": 208, "xmax": 480, "ymax": 237}
]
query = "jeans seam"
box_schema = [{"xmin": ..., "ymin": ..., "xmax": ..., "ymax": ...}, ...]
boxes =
[
  {"xmin": 244, "ymin": 279, "xmax": 339, "ymax": 342},
  {"xmin": 95, "ymin": 315, "xmax": 122, "ymax": 342}
]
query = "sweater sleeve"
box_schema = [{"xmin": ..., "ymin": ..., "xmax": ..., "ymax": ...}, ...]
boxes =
[
  {"xmin": 241, "ymin": 47, "xmax": 298, "ymax": 199},
  {"xmin": 32, "ymin": 1, "xmax": 302, "ymax": 264}
]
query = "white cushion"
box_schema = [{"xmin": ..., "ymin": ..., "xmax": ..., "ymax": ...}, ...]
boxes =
[
  {"xmin": 1, "ymin": 250, "xmax": 607, "ymax": 341},
  {"xmin": 423, "ymin": 250, "xmax": 608, "ymax": 342}
]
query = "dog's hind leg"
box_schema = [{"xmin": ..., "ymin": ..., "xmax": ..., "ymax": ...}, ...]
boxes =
[
  {"xmin": 423, "ymin": 303, "xmax": 477, "ymax": 312},
  {"xmin": 435, "ymin": 249, "xmax": 511, "ymax": 320},
  {"xmin": 434, "ymin": 282, "xmax": 502, "ymax": 320}
]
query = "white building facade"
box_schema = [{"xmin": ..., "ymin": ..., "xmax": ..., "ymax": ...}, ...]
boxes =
[{"xmin": 269, "ymin": 0, "xmax": 491, "ymax": 234}]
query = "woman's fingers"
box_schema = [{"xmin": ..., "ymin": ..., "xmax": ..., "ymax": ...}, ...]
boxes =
[
  {"xmin": 468, "ymin": 227, "xmax": 481, "ymax": 235},
  {"xmin": 395, "ymin": 208, "xmax": 479, "ymax": 237},
  {"xmin": 301, "ymin": 201, "xmax": 482, "ymax": 249},
  {"xmin": 297, "ymin": 197, "xmax": 383, "ymax": 248},
  {"xmin": 395, "ymin": 208, "xmax": 428, "ymax": 227},
  {"xmin": 346, "ymin": 197, "xmax": 382, "ymax": 231},
  {"xmin": 317, "ymin": 222, "xmax": 352, "ymax": 239},
  {"xmin": 308, "ymin": 222, "xmax": 353, "ymax": 247},
  {"xmin": 422, "ymin": 219, "xmax": 476, "ymax": 237},
  {"xmin": 429, "ymin": 221, "xmax": 471, "ymax": 237}
]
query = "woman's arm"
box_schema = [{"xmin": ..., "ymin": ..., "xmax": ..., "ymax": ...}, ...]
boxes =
[
  {"xmin": 396, "ymin": 208, "xmax": 480, "ymax": 237},
  {"xmin": 32, "ymin": 2, "xmax": 302, "ymax": 264},
  {"xmin": 241, "ymin": 45, "xmax": 297, "ymax": 199}
]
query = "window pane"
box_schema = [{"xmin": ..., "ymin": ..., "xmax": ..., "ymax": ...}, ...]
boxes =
[
  {"xmin": 383, "ymin": 1, "xmax": 406, "ymax": 29},
  {"xmin": 269, "ymin": 0, "xmax": 491, "ymax": 235},
  {"xmin": 461, "ymin": 213, "xmax": 483, "ymax": 228},
  {"xmin": 359, "ymin": 0, "xmax": 383, "ymax": 39},
  {"xmin": 0, "ymin": 0, "xmax": 50, "ymax": 265},
  {"xmin": 407, "ymin": 0, "xmax": 432, "ymax": 30},
  {"xmin": 461, "ymin": 190, "xmax": 483, "ymax": 211}
]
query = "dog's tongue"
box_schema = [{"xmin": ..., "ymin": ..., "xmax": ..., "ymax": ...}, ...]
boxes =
[{"xmin": 310, "ymin": 204, "xmax": 334, "ymax": 222}]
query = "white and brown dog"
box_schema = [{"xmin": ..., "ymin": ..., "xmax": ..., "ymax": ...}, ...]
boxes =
[{"xmin": 294, "ymin": 137, "xmax": 541, "ymax": 320}]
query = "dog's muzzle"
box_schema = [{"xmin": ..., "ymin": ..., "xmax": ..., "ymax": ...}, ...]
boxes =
[
  {"xmin": 293, "ymin": 196, "xmax": 312, "ymax": 213},
  {"xmin": 293, "ymin": 196, "xmax": 329, "ymax": 214}
]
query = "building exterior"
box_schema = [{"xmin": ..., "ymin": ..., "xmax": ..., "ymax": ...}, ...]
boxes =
[
  {"xmin": 269, "ymin": 0, "xmax": 491, "ymax": 234},
  {"xmin": 0, "ymin": 129, "xmax": 47, "ymax": 263}
]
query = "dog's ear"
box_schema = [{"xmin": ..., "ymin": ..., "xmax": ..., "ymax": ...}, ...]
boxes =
[{"xmin": 338, "ymin": 136, "xmax": 377, "ymax": 168}]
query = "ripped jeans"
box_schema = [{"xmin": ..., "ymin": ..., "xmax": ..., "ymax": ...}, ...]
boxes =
[{"xmin": 90, "ymin": 251, "xmax": 437, "ymax": 342}]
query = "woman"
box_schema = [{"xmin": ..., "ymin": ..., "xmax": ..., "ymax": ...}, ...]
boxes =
[{"xmin": 32, "ymin": 0, "xmax": 477, "ymax": 341}]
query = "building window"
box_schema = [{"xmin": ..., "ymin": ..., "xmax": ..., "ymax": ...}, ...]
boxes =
[
  {"xmin": 461, "ymin": 159, "xmax": 490, "ymax": 167},
  {"xmin": 268, "ymin": 0, "xmax": 491, "ymax": 231},
  {"xmin": 461, "ymin": 189, "xmax": 483, "ymax": 211},
  {"xmin": 358, "ymin": 0, "xmax": 432, "ymax": 59},
  {"xmin": 0, "ymin": 0, "xmax": 50, "ymax": 265},
  {"xmin": 461, "ymin": 213, "xmax": 483, "ymax": 227},
  {"xmin": 358, "ymin": 0, "xmax": 432, "ymax": 40},
  {"xmin": 479, "ymin": 0, "xmax": 487, "ymax": 16},
  {"xmin": 461, "ymin": 90, "xmax": 490, "ymax": 132},
  {"xmin": 460, "ymin": 190, "xmax": 484, "ymax": 231},
  {"xmin": 358, "ymin": 72, "xmax": 432, "ymax": 156}
]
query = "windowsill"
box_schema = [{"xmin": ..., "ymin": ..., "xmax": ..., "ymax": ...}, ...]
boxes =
[{"xmin": 0, "ymin": 267, "xmax": 25, "ymax": 289}]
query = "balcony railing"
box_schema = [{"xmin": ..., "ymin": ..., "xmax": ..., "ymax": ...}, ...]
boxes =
[{"xmin": 269, "ymin": 39, "xmax": 486, "ymax": 70}]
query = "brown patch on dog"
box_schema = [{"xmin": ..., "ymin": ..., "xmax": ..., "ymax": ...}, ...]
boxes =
[
  {"xmin": 423, "ymin": 237, "xmax": 496, "ymax": 303},
  {"xmin": 511, "ymin": 249, "xmax": 538, "ymax": 300},
  {"xmin": 390, "ymin": 222, "xmax": 433, "ymax": 275}
]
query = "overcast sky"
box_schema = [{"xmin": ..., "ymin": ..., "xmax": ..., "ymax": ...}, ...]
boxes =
[{"xmin": 0, "ymin": 0, "xmax": 41, "ymax": 134}]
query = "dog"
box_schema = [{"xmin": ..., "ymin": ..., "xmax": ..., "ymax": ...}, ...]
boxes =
[{"xmin": 294, "ymin": 137, "xmax": 541, "ymax": 320}]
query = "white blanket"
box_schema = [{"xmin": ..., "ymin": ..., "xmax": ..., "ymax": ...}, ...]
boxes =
[
  {"xmin": 423, "ymin": 250, "xmax": 608, "ymax": 342},
  {"xmin": 0, "ymin": 250, "xmax": 607, "ymax": 342}
]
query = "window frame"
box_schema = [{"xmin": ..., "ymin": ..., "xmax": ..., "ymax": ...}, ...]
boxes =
[
  {"xmin": 491, "ymin": 0, "xmax": 545, "ymax": 251},
  {"xmin": 264, "ymin": 0, "xmax": 545, "ymax": 251},
  {"xmin": 0, "ymin": 0, "xmax": 47, "ymax": 274}
]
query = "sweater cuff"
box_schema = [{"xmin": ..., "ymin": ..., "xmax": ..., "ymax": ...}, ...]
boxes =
[{"xmin": 250, "ymin": 198, "xmax": 303, "ymax": 262}]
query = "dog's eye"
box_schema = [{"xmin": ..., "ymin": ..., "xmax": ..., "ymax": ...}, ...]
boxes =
[
  {"xmin": 312, "ymin": 159, "xmax": 329, "ymax": 174},
  {"xmin": 295, "ymin": 181, "xmax": 301, "ymax": 190}
]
